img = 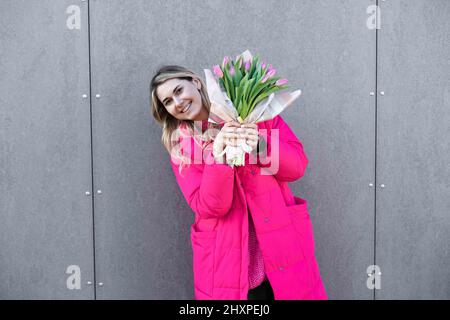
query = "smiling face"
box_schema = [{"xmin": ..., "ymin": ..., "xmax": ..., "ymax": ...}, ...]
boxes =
[{"xmin": 156, "ymin": 78, "xmax": 209, "ymax": 121}]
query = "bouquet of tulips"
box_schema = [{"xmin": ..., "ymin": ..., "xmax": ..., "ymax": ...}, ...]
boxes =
[{"xmin": 204, "ymin": 50, "xmax": 302, "ymax": 167}]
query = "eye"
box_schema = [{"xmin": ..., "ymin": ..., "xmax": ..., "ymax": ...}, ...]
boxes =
[{"xmin": 163, "ymin": 87, "xmax": 183, "ymax": 106}]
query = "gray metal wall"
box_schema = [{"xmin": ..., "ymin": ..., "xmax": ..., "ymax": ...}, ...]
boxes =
[
  {"xmin": 376, "ymin": 0, "xmax": 450, "ymax": 299},
  {"xmin": 0, "ymin": 1, "xmax": 94, "ymax": 299},
  {"xmin": 0, "ymin": 0, "xmax": 448, "ymax": 299}
]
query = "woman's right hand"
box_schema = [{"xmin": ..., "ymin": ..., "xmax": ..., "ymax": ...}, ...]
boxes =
[{"xmin": 213, "ymin": 121, "xmax": 242, "ymax": 159}]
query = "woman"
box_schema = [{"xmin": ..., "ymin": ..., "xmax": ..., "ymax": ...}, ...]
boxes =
[{"xmin": 150, "ymin": 65, "xmax": 327, "ymax": 300}]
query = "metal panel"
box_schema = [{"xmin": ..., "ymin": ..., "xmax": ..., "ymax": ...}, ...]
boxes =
[
  {"xmin": 376, "ymin": 0, "xmax": 450, "ymax": 299},
  {"xmin": 89, "ymin": 0, "xmax": 196, "ymax": 300},
  {"xmin": 0, "ymin": 1, "xmax": 94, "ymax": 299},
  {"xmin": 289, "ymin": 1, "xmax": 376, "ymax": 299},
  {"xmin": 90, "ymin": 0, "xmax": 375, "ymax": 299}
]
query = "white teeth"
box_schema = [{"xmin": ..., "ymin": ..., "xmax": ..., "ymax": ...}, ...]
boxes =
[{"xmin": 182, "ymin": 103, "xmax": 191, "ymax": 113}]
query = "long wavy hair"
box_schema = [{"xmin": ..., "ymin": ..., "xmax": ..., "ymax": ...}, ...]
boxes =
[{"xmin": 150, "ymin": 65, "xmax": 218, "ymax": 176}]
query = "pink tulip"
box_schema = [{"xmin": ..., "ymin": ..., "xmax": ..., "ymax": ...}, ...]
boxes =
[
  {"xmin": 261, "ymin": 69, "xmax": 276, "ymax": 83},
  {"xmin": 268, "ymin": 64, "xmax": 273, "ymax": 72},
  {"xmin": 266, "ymin": 69, "xmax": 276, "ymax": 78},
  {"xmin": 222, "ymin": 56, "xmax": 230, "ymax": 67},
  {"xmin": 261, "ymin": 62, "xmax": 266, "ymax": 70},
  {"xmin": 229, "ymin": 66, "xmax": 235, "ymax": 76},
  {"xmin": 238, "ymin": 57, "xmax": 243, "ymax": 68},
  {"xmin": 275, "ymin": 78, "xmax": 288, "ymax": 86},
  {"xmin": 213, "ymin": 65, "xmax": 223, "ymax": 78},
  {"xmin": 245, "ymin": 60, "xmax": 251, "ymax": 71}
]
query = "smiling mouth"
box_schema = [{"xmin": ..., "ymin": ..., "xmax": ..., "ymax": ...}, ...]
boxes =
[{"xmin": 181, "ymin": 103, "xmax": 191, "ymax": 113}]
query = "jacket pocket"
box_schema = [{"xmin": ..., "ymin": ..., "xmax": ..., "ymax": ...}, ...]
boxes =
[
  {"xmin": 287, "ymin": 196, "xmax": 316, "ymax": 259},
  {"xmin": 190, "ymin": 224, "xmax": 217, "ymax": 297}
]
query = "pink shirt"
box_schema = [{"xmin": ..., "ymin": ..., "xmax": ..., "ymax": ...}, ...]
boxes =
[{"xmin": 248, "ymin": 210, "xmax": 266, "ymax": 289}]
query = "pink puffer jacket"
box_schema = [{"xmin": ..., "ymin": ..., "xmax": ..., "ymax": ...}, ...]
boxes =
[{"xmin": 170, "ymin": 115, "xmax": 328, "ymax": 300}]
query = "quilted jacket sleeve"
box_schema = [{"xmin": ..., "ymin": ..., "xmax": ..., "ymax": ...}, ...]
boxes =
[
  {"xmin": 256, "ymin": 115, "xmax": 309, "ymax": 182},
  {"xmin": 170, "ymin": 148, "xmax": 235, "ymax": 219}
]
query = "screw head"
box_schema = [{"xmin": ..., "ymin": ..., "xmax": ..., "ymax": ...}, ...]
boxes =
[
  {"xmin": 85, "ymin": 191, "xmax": 90, "ymax": 196},
  {"xmin": 380, "ymin": 184, "xmax": 385, "ymax": 188},
  {"xmin": 369, "ymin": 183, "xmax": 374, "ymax": 187},
  {"xmin": 95, "ymin": 94, "xmax": 101, "ymax": 98},
  {"xmin": 82, "ymin": 94, "xmax": 87, "ymax": 98},
  {"xmin": 97, "ymin": 190, "xmax": 102, "ymax": 194},
  {"xmin": 98, "ymin": 282, "xmax": 104, "ymax": 286},
  {"xmin": 380, "ymin": 91, "xmax": 385, "ymax": 95},
  {"xmin": 86, "ymin": 281, "xmax": 92, "ymax": 285},
  {"xmin": 369, "ymin": 92, "xmax": 375, "ymax": 96}
]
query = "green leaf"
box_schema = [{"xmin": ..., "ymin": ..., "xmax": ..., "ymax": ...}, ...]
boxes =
[
  {"xmin": 218, "ymin": 77, "xmax": 224, "ymax": 91},
  {"xmin": 241, "ymin": 99, "xmax": 248, "ymax": 119},
  {"xmin": 236, "ymin": 56, "xmax": 243, "ymax": 72},
  {"xmin": 249, "ymin": 55, "xmax": 259, "ymax": 78},
  {"xmin": 234, "ymin": 67, "xmax": 243, "ymax": 87},
  {"xmin": 247, "ymin": 76, "xmax": 259, "ymax": 100},
  {"xmin": 223, "ymin": 66, "xmax": 235, "ymax": 102},
  {"xmin": 249, "ymin": 85, "xmax": 283, "ymax": 113},
  {"xmin": 248, "ymin": 92, "xmax": 269, "ymax": 114},
  {"xmin": 243, "ymin": 78, "xmax": 255, "ymax": 103},
  {"xmin": 248, "ymin": 73, "xmax": 281, "ymax": 106},
  {"xmin": 235, "ymin": 86, "xmax": 240, "ymax": 110},
  {"xmin": 235, "ymin": 85, "xmax": 243, "ymax": 107},
  {"xmin": 220, "ymin": 73, "xmax": 230, "ymax": 99},
  {"xmin": 248, "ymin": 81, "xmax": 270, "ymax": 107},
  {"xmin": 240, "ymin": 82, "xmax": 249, "ymax": 114},
  {"xmin": 255, "ymin": 67, "xmax": 262, "ymax": 81},
  {"xmin": 241, "ymin": 72, "xmax": 249, "ymax": 87},
  {"xmin": 237, "ymin": 99, "xmax": 243, "ymax": 114}
]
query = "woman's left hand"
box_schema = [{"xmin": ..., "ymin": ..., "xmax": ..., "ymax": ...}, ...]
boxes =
[{"xmin": 238, "ymin": 123, "xmax": 259, "ymax": 153}]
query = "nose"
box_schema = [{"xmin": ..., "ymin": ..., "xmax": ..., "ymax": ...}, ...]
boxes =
[{"xmin": 173, "ymin": 96, "xmax": 183, "ymax": 108}]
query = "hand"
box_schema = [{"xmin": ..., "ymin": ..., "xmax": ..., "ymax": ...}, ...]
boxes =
[
  {"xmin": 213, "ymin": 121, "xmax": 241, "ymax": 158},
  {"xmin": 236, "ymin": 123, "xmax": 259, "ymax": 153}
]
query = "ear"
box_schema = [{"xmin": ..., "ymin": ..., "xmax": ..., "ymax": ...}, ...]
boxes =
[{"xmin": 193, "ymin": 78, "xmax": 201, "ymax": 90}]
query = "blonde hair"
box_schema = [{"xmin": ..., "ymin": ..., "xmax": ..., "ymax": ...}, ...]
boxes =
[{"xmin": 150, "ymin": 65, "xmax": 218, "ymax": 176}]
